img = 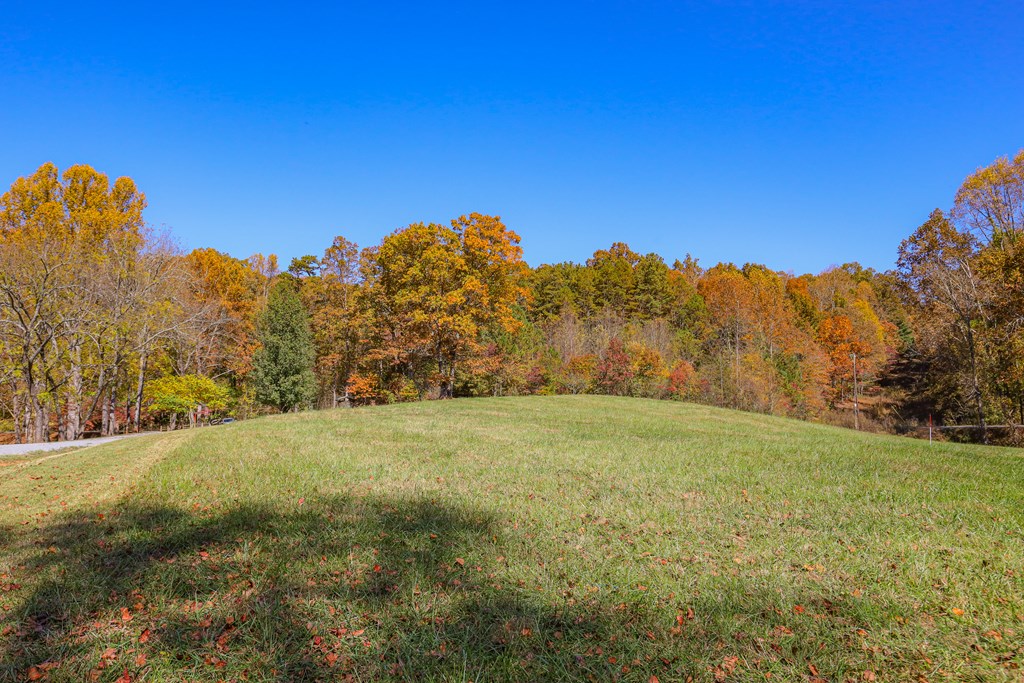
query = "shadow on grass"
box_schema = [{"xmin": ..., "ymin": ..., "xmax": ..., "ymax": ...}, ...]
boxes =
[
  {"xmin": 0, "ymin": 492, "xmax": 951, "ymax": 682},
  {"xmin": 3, "ymin": 495, "xmax": 506, "ymax": 681}
]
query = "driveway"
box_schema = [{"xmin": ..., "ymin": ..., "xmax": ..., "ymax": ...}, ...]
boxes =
[{"xmin": 0, "ymin": 433, "xmax": 148, "ymax": 457}]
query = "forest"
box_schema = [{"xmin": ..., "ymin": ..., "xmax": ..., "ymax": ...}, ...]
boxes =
[{"xmin": 1, "ymin": 151, "xmax": 1022, "ymax": 445}]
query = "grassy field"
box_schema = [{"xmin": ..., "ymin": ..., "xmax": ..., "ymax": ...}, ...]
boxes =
[{"xmin": 0, "ymin": 396, "xmax": 1021, "ymax": 682}]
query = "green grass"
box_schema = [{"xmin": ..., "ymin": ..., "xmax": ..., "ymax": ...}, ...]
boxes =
[{"xmin": 0, "ymin": 396, "xmax": 1021, "ymax": 682}]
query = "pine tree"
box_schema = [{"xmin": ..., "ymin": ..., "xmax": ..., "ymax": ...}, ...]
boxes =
[{"xmin": 251, "ymin": 277, "xmax": 317, "ymax": 412}]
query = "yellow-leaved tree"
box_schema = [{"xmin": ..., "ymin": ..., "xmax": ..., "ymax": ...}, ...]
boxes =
[{"xmin": 360, "ymin": 214, "xmax": 526, "ymax": 398}]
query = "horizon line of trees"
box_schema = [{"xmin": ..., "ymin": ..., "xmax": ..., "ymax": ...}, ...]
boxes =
[{"xmin": 1, "ymin": 151, "xmax": 1022, "ymax": 444}]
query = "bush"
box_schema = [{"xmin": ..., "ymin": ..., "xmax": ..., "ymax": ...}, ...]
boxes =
[{"xmin": 146, "ymin": 375, "xmax": 231, "ymax": 428}]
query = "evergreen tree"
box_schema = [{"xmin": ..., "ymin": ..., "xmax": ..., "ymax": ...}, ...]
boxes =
[{"xmin": 251, "ymin": 277, "xmax": 317, "ymax": 412}]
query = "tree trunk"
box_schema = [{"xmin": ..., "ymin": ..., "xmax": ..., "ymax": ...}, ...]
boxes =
[
  {"xmin": 101, "ymin": 393, "xmax": 109, "ymax": 436},
  {"xmin": 12, "ymin": 391, "xmax": 22, "ymax": 444},
  {"xmin": 733, "ymin": 325, "xmax": 741, "ymax": 409},
  {"xmin": 66, "ymin": 347, "xmax": 83, "ymax": 440},
  {"xmin": 34, "ymin": 396, "xmax": 48, "ymax": 443},
  {"xmin": 133, "ymin": 352, "xmax": 147, "ymax": 433},
  {"xmin": 29, "ymin": 376, "xmax": 47, "ymax": 443},
  {"xmin": 110, "ymin": 383, "xmax": 118, "ymax": 435},
  {"xmin": 718, "ymin": 360, "xmax": 725, "ymax": 405},
  {"xmin": 966, "ymin": 327, "xmax": 987, "ymax": 443},
  {"xmin": 53, "ymin": 395, "xmax": 64, "ymax": 441}
]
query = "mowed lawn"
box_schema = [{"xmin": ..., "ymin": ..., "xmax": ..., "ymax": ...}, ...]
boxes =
[{"xmin": 0, "ymin": 397, "xmax": 1021, "ymax": 682}]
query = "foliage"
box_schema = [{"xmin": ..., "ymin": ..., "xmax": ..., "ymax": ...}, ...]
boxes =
[
  {"xmin": 359, "ymin": 214, "xmax": 526, "ymax": 398},
  {"xmin": 595, "ymin": 338, "xmax": 633, "ymax": 396},
  {"xmin": 250, "ymin": 278, "xmax": 317, "ymax": 412},
  {"xmin": 146, "ymin": 374, "xmax": 231, "ymax": 427},
  {"xmin": 667, "ymin": 359, "xmax": 699, "ymax": 400},
  {"xmin": 3, "ymin": 149, "xmax": 1024, "ymax": 443}
]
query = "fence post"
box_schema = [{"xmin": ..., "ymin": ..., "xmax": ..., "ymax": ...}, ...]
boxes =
[{"xmin": 928, "ymin": 414, "xmax": 932, "ymax": 443}]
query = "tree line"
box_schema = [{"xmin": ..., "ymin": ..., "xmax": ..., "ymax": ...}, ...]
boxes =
[{"xmin": 1, "ymin": 152, "xmax": 1022, "ymax": 444}]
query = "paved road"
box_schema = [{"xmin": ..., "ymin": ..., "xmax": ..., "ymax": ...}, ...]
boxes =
[{"xmin": 0, "ymin": 433, "xmax": 148, "ymax": 457}]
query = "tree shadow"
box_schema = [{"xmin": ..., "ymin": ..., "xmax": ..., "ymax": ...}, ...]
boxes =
[
  {"xmin": 0, "ymin": 492, "xmax": 980, "ymax": 681},
  {"xmin": 3, "ymin": 494, "xmax": 508, "ymax": 681},
  {"xmin": 5, "ymin": 494, "xmax": 675, "ymax": 681}
]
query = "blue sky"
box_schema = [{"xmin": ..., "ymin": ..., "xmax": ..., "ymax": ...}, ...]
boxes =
[{"xmin": 2, "ymin": 2, "xmax": 1022, "ymax": 274}]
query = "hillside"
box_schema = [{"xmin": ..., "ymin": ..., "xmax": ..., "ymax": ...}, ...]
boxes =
[{"xmin": 1, "ymin": 396, "xmax": 1021, "ymax": 682}]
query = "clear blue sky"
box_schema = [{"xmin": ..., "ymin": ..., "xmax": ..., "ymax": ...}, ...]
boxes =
[{"xmin": 2, "ymin": 2, "xmax": 1022, "ymax": 274}]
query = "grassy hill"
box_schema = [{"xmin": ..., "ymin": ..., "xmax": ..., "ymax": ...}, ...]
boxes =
[{"xmin": 1, "ymin": 396, "xmax": 1021, "ymax": 682}]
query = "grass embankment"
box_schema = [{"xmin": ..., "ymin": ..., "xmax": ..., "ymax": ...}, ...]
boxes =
[{"xmin": 0, "ymin": 396, "xmax": 1021, "ymax": 681}]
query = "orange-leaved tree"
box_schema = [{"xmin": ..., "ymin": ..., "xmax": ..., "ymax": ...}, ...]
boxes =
[{"xmin": 360, "ymin": 214, "xmax": 526, "ymax": 398}]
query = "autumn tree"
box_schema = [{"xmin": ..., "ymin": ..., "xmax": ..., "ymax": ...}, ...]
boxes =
[
  {"xmin": 952, "ymin": 150, "xmax": 1023, "ymax": 248},
  {"xmin": 302, "ymin": 236, "xmax": 364, "ymax": 406},
  {"xmin": 953, "ymin": 151, "xmax": 1024, "ymax": 428},
  {"xmin": 0, "ymin": 163, "xmax": 148, "ymax": 442},
  {"xmin": 174, "ymin": 248, "xmax": 265, "ymax": 380},
  {"xmin": 698, "ymin": 265, "xmax": 753, "ymax": 407},
  {"xmin": 595, "ymin": 338, "xmax": 632, "ymax": 396},
  {"xmin": 898, "ymin": 209, "xmax": 990, "ymax": 435},
  {"xmin": 360, "ymin": 214, "xmax": 526, "ymax": 398},
  {"xmin": 559, "ymin": 354, "xmax": 598, "ymax": 394},
  {"xmin": 627, "ymin": 342, "xmax": 667, "ymax": 397}
]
